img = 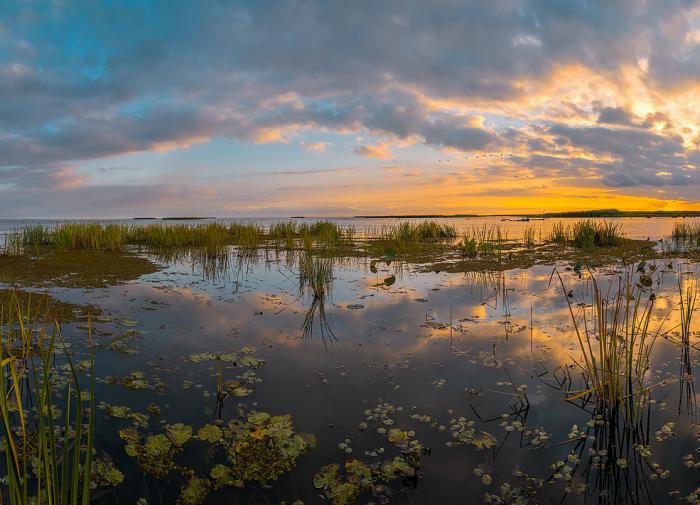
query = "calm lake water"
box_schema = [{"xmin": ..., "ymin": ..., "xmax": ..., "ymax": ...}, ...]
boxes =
[{"xmin": 1, "ymin": 219, "xmax": 699, "ymax": 504}]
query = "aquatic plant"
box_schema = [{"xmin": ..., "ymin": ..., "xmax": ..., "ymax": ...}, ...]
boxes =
[
  {"xmin": 458, "ymin": 235, "xmax": 478, "ymax": 258},
  {"xmin": 53, "ymin": 223, "xmax": 128, "ymax": 251},
  {"xmin": 553, "ymin": 268, "xmax": 665, "ymax": 421},
  {"xmin": 315, "ymin": 402, "xmax": 430, "ymax": 504},
  {"xmin": 522, "ymin": 225, "xmax": 538, "ymax": 248},
  {"xmin": 546, "ymin": 220, "xmax": 622, "ymax": 249},
  {"xmin": 0, "ymin": 293, "xmax": 99, "ymax": 505},
  {"xmin": 1, "ymin": 231, "xmax": 23, "ymax": 256},
  {"xmin": 678, "ymin": 272, "xmax": 697, "ymax": 415},
  {"xmin": 375, "ymin": 220, "xmax": 457, "ymax": 254},
  {"xmin": 457, "ymin": 224, "xmax": 509, "ymax": 259},
  {"xmin": 546, "ymin": 406, "xmax": 657, "ymax": 504},
  {"xmin": 671, "ymin": 222, "xmax": 700, "ymax": 250},
  {"xmin": 119, "ymin": 411, "xmax": 314, "ymax": 503},
  {"xmin": 548, "ymin": 221, "xmax": 569, "ymax": 245},
  {"xmin": 299, "ymin": 252, "xmax": 336, "ymax": 343},
  {"xmin": 570, "ymin": 220, "xmax": 622, "ymax": 249}
]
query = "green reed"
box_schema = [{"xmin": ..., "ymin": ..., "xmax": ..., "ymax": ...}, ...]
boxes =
[
  {"xmin": 0, "ymin": 293, "xmax": 95, "ymax": 505},
  {"xmin": 547, "ymin": 220, "xmax": 622, "ymax": 249},
  {"xmin": 458, "ymin": 224, "xmax": 508, "ymax": 258},
  {"xmin": 554, "ymin": 269, "xmax": 665, "ymax": 422},
  {"xmin": 2, "ymin": 231, "xmax": 23, "ymax": 256},
  {"xmin": 522, "ymin": 225, "xmax": 538, "ymax": 248},
  {"xmin": 548, "ymin": 221, "xmax": 569, "ymax": 245},
  {"xmin": 672, "ymin": 222, "xmax": 700, "ymax": 249}
]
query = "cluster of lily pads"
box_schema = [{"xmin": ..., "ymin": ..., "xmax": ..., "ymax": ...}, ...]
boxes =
[
  {"xmin": 118, "ymin": 411, "xmax": 314, "ymax": 504},
  {"xmin": 314, "ymin": 401, "xmax": 433, "ymax": 504}
]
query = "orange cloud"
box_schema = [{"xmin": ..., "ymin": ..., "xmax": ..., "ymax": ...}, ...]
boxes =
[{"xmin": 354, "ymin": 142, "xmax": 393, "ymax": 159}]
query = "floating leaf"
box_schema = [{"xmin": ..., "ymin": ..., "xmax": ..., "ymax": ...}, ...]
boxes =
[
  {"xmin": 198, "ymin": 424, "xmax": 223, "ymax": 443},
  {"xmin": 166, "ymin": 423, "xmax": 193, "ymax": 446}
]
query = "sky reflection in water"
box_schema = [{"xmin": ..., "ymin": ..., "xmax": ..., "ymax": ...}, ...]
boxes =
[{"xmin": 30, "ymin": 249, "xmax": 700, "ymax": 504}]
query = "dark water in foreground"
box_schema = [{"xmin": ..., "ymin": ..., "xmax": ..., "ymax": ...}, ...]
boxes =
[{"xmin": 3, "ymin": 248, "xmax": 699, "ymax": 504}]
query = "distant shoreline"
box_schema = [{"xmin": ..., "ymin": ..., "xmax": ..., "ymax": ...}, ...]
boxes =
[{"xmin": 354, "ymin": 209, "xmax": 700, "ymax": 219}]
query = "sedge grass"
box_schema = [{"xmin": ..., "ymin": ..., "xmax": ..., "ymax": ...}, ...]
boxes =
[
  {"xmin": 0, "ymin": 292, "xmax": 95, "ymax": 505},
  {"xmin": 553, "ymin": 269, "xmax": 666, "ymax": 422},
  {"xmin": 522, "ymin": 225, "xmax": 537, "ymax": 248},
  {"xmin": 547, "ymin": 220, "xmax": 622, "ymax": 249}
]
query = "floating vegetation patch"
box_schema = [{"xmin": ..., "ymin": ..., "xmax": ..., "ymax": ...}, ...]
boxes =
[
  {"xmin": 0, "ymin": 249, "xmax": 158, "ymax": 288},
  {"xmin": 98, "ymin": 401, "xmax": 151, "ymax": 428},
  {"xmin": 119, "ymin": 411, "xmax": 314, "ymax": 503},
  {"xmin": 103, "ymin": 371, "xmax": 164, "ymax": 391},
  {"xmin": 0, "ymin": 289, "xmax": 99, "ymax": 325}
]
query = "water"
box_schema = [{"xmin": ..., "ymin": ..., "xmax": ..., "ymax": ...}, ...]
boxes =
[{"xmin": 3, "ymin": 242, "xmax": 698, "ymax": 504}]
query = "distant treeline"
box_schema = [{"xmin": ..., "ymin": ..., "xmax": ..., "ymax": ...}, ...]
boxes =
[
  {"xmin": 354, "ymin": 214, "xmax": 480, "ymax": 218},
  {"xmin": 537, "ymin": 209, "xmax": 700, "ymax": 218},
  {"xmin": 355, "ymin": 209, "xmax": 700, "ymax": 219}
]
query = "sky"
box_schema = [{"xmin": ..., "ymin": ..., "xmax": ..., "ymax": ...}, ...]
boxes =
[{"xmin": 2, "ymin": 1, "xmax": 700, "ymax": 218}]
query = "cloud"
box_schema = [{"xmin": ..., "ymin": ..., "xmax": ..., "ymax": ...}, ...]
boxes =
[
  {"xmin": 354, "ymin": 143, "xmax": 393, "ymax": 159},
  {"xmin": 300, "ymin": 141, "xmax": 329, "ymax": 152},
  {"xmin": 1, "ymin": 0, "xmax": 700, "ymax": 214}
]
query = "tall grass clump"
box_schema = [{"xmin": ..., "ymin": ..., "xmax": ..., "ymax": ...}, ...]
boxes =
[
  {"xmin": 298, "ymin": 252, "xmax": 335, "ymax": 343},
  {"xmin": 21, "ymin": 225, "xmax": 53, "ymax": 248},
  {"xmin": 522, "ymin": 225, "xmax": 537, "ymax": 248},
  {"xmin": 53, "ymin": 223, "xmax": 129, "ymax": 251},
  {"xmin": 2, "ymin": 231, "xmax": 23, "ymax": 256},
  {"xmin": 130, "ymin": 222, "xmax": 233, "ymax": 249},
  {"xmin": 0, "ymin": 293, "xmax": 96, "ymax": 504},
  {"xmin": 553, "ymin": 270, "xmax": 664, "ymax": 421},
  {"xmin": 547, "ymin": 220, "xmax": 622, "ymax": 249},
  {"xmin": 268, "ymin": 221, "xmax": 298, "ymax": 249},
  {"xmin": 227, "ymin": 222, "xmax": 263, "ymax": 250},
  {"xmin": 548, "ymin": 221, "xmax": 569, "ymax": 245},
  {"xmin": 302, "ymin": 221, "xmax": 343, "ymax": 246},
  {"xmin": 671, "ymin": 222, "xmax": 700, "ymax": 249},
  {"xmin": 678, "ymin": 274, "xmax": 697, "ymax": 415},
  {"xmin": 380, "ymin": 221, "xmax": 457, "ymax": 253},
  {"xmin": 458, "ymin": 224, "xmax": 508, "ymax": 258},
  {"xmin": 571, "ymin": 220, "xmax": 622, "ymax": 249}
]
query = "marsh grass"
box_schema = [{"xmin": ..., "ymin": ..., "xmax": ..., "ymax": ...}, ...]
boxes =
[
  {"xmin": 298, "ymin": 252, "xmax": 336, "ymax": 344},
  {"xmin": 553, "ymin": 269, "xmax": 665, "ymax": 422},
  {"xmin": 678, "ymin": 273, "xmax": 697, "ymax": 414},
  {"xmin": 371, "ymin": 221, "xmax": 457, "ymax": 253},
  {"xmin": 548, "ymin": 222, "xmax": 569, "ymax": 246},
  {"xmin": 522, "ymin": 226, "xmax": 537, "ymax": 248},
  {"xmin": 553, "ymin": 404, "xmax": 654, "ymax": 505},
  {"xmin": 458, "ymin": 224, "xmax": 509, "ymax": 258},
  {"xmin": 671, "ymin": 222, "xmax": 700, "ymax": 250},
  {"xmin": 547, "ymin": 220, "xmax": 622, "ymax": 249},
  {"xmin": 0, "ymin": 293, "xmax": 95, "ymax": 504},
  {"xmin": 2, "ymin": 231, "xmax": 23, "ymax": 256}
]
